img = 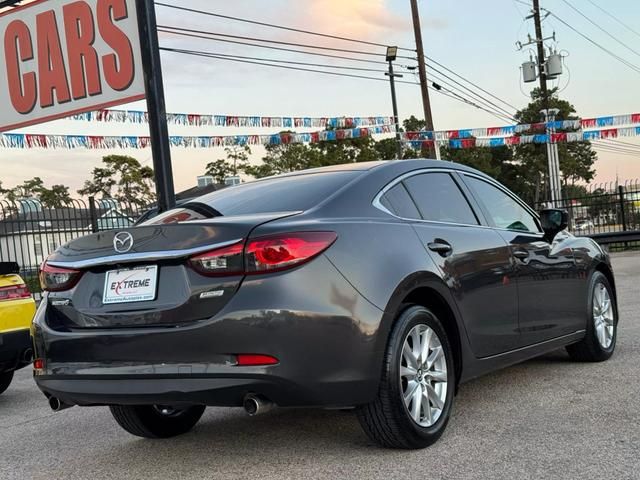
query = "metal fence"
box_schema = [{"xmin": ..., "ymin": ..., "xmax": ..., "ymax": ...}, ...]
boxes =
[
  {"xmin": 0, "ymin": 197, "xmax": 146, "ymax": 295},
  {"xmin": 536, "ymin": 181, "xmax": 640, "ymax": 251}
]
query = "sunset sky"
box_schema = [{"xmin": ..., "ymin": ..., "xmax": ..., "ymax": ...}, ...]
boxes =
[{"xmin": 2, "ymin": 0, "xmax": 639, "ymax": 194}]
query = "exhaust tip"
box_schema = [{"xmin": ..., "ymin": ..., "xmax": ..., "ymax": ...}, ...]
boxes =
[
  {"xmin": 22, "ymin": 348, "xmax": 33, "ymax": 363},
  {"xmin": 48, "ymin": 396, "xmax": 73, "ymax": 412},
  {"xmin": 243, "ymin": 394, "xmax": 274, "ymax": 416}
]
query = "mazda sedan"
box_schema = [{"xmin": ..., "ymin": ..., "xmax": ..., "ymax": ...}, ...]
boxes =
[{"xmin": 32, "ymin": 160, "xmax": 617, "ymax": 449}]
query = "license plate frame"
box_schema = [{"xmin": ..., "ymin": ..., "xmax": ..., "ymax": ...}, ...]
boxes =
[{"xmin": 103, "ymin": 265, "xmax": 158, "ymax": 305}]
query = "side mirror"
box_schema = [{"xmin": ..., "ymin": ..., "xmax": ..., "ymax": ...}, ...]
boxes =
[{"xmin": 539, "ymin": 209, "xmax": 569, "ymax": 241}]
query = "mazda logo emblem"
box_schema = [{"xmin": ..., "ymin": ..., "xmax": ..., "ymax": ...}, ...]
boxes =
[{"xmin": 113, "ymin": 232, "xmax": 134, "ymax": 254}]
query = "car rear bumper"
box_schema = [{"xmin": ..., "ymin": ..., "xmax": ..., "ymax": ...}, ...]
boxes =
[
  {"xmin": 32, "ymin": 256, "xmax": 387, "ymax": 408},
  {"xmin": 0, "ymin": 328, "xmax": 32, "ymax": 373},
  {"xmin": 35, "ymin": 373, "xmax": 375, "ymax": 408}
]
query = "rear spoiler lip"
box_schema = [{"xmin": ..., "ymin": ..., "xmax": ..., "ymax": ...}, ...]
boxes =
[{"xmin": 46, "ymin": 238, "xmax": 243, "ymax": 270}]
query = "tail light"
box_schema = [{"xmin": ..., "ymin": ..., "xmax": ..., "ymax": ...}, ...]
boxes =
[
  {"xmin": 0, "ymin": 283, "xmax": 32, "ymax": 301},
  {"xmin": 245, "ymin": 232, "xmax": 337, "ymax": 274},
  {"xmin": 189, "ymin": 241, "xmax": 244, "ymax": 276},
  {"xmin": 39, "ymin": 263, "xmax": 83, "ymax": 292},
  {"xmin": 189, "ymin": 232, "xmax": 337, "ymax": 277}
]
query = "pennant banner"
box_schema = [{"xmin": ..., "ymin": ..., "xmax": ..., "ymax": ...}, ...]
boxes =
[
  {"xmin": 69, "ymin": 109, "xmax": 395, "ymax": 129},
  {"xmin": 404, "ymin": 126, "xmax": 640, "ymax": 150},
  {"xmin": 0, "ymin": 125, "xmax": 396, "ymax": 150},
  {"xmin": 70, "ymin": 109, "xmax": 640, "ymax": 138},
  {"xmin": 402, "ymin": 112, "xmax": 640, "ymax": 141}
]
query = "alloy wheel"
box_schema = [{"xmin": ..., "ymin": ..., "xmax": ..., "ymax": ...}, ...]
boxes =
[
  {"xmin": 400, "ymin": 324, "xmax": 448, "ymax": 427},
  {"xmin": 593, "ymin": 282, "xmax": 614, "ymax": 349}
]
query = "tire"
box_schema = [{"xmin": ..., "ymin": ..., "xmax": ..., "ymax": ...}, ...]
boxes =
[
  {"xmin": 109, "ymin": 404, "xmax": 206, "ymax": 439},
  {"xmin": 566, "ymin": 271, "xmax": 617, "ymax": 362},
  {"xmin": 0, "ymin": 371, "xmax": 14, "ymax": 395},
  {"xmin": 357, "ymin": 305, "xmax": 456, "ymax": 449}
]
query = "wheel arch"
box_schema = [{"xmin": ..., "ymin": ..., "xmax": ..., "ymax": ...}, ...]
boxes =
[{"xmin": 379, "ymin": 273, "xmax": 469, "ymax": 388}]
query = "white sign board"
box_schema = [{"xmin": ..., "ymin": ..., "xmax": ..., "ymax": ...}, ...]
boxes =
[{"xmin": 0, "ymin": 0, "xmax": 145, "ymax": 131}]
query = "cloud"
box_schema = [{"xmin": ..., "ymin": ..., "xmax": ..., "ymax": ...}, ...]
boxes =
[{"xmin": 290, "ymin": 0, "xmax": 411, "ymax": 41}]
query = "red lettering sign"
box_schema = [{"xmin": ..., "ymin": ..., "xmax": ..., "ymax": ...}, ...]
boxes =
[{"xmin": 0, "ymin": 0, "xmax": 144, "ymax": 131}]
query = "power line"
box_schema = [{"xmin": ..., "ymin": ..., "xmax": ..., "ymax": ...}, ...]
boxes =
[
  {"xmin": 427, "ymin": 74, "xmax": 516, "ymax": 122},
  {"xmin": 593, "ymin": 139, "xmax": 640, "ymax": 153},
  {"xmin": 159, "ymin": 47, "xmax": 420, "ymax": 85},
  {"xmin": 159, "ymin": 25, "xmax": 519, "ymax": 120},
  {"xmin": 548, "ymin": 11, "xmax": 640, "ymax": 75},
  {"xmin": 424, "ymin": 62, "xmax": 517, "ymax": 120},
  {"xmin": 159, "ymin": 47, "xmax": 389, "ymax": 73},
  {"xmin": 154, "ymin": 1, "xmax": 416, "ymax": 53},
  {"xmin": 602, "ymin": 139, "xmax": 640, "ymax": 150},
  {"xmin": 431, "ymin": 83, "xmax": 515, "ymax": 123},
  {"xmin": 157, "ymin": 28, "xmax": 391, "ymax": 66},
  {"xmin": 160, "ymin": 47, "xmax": 516, "ymax": 121},
  {"xmin": 591, "ymin": 145, "xmax": 640, "ymax": 157},
  {"xmin": 584, "ymin": 0, "xmax": 640, "ymax": 40},
  {"xmin": 424, "ymin": 55, "xmax": 519, "ymax": 111},
  {"xmin": 156, "ymin": 5, "xmax": 518, "ymax": 118},
  {"xmin": 559, "ymin": 0, "xmax": 640, "ymax": 59},
  {"xmin": 158, "ymin": 25, "xmax": 414, "ymax": 59},
  {"xmin": 591, "ymin": 141, "xmax": 640, "ymax": 154}
]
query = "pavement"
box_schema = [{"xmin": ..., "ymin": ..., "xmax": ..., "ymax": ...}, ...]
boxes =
[{"xmin": 1, "ymin": 253, "xmax": 639, "ymax": 480}]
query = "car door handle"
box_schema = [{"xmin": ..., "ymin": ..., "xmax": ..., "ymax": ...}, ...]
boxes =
[
  {"xmin": 427, "ymin": 241, "xmax": 452, "ymax": 256},
  {"xmin": 513, "ymin": 250, "xmax": 529, "ymax": 260}
]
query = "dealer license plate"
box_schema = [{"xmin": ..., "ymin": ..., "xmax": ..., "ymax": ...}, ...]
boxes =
[{"xmin": 103, "ymin": 266, "xmax": 158, "ymax": 305}]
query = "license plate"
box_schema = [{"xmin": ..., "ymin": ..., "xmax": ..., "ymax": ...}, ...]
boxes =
[{"xmin": 103, "ymin": 266, "xmax": 158, "ymax": 305}]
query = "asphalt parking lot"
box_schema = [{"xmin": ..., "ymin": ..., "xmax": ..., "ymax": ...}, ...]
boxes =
[{"xmin": 1, "ymin": 253, "xmax": 639, "ymax": 480}]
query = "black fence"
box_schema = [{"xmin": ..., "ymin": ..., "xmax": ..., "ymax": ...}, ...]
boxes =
[
  {"xmin": 536, "ymin": 181, "xmax": 640, "ymax": 251},
  {"xmin": 0, "ymin": 197, "xmax": 146, "ymax": 295}
]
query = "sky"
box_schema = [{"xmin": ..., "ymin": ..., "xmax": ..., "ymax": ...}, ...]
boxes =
[{"xmin": 1, "ymin": 0, "xmax": 640, "ymax": 194}]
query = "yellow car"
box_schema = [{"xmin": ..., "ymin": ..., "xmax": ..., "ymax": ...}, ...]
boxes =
[{"xmin": 0, "ymin": 262, "xmax": 36, "ymax": 395}]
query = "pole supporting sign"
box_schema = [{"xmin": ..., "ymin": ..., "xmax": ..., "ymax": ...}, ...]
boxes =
[{"xmin": 0, "ymin": 0, "xmax": 145, "ymax": 131}]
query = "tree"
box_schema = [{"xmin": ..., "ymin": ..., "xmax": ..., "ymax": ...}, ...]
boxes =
[
  {"xmin": 0, "ymin": 177, "xmax": 71, "ymax": 207},
  {"xmin": 513, "ymin": 87, "xmax": 596, "ymax": 204},
  {"xmin": 205, "ymin": 146, "xmax": 251, "ymax": 183},
  {"xmin": 434, "ymin": 88, "xmax": 597, "ymax": 205},
  {"xmin": 78, "ymin": 155, "xmax": 155, "ymax": 207},
  {"xmin": 243, "ymin": 143, "xmax": 315, "ymax": 178},
  {"xmin": 308, "ymin": 135, "xmax": 380, "ymax": 164}
]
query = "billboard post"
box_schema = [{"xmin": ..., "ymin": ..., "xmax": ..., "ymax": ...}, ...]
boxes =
[{"xmin": 135, "ymin": 0, "xmax": 174, "ymax": 213}]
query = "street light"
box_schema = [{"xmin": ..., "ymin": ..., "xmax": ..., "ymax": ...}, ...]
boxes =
[{"xmin": 384, "ymin": 46, "xmax": 403, "ymax": 160}]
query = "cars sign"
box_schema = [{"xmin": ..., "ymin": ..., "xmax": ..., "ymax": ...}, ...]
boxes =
[{"xmin": 0, "ymin": 0, "xmax": 145, "ymax": 131}]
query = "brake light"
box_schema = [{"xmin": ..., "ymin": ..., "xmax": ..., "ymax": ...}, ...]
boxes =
[
  {"xmin": 188, "ymin": 232, "xmax": 337, "ymax": 277},
  {"xmin": 245, "ymin": 232, "xmax": 337, "ymax": 274},
  {"xmin": 0, "ymin": 284, "xmax": 32, "ymax": 301},
  {"xmin": 39, "ymin": 263, "xmax": 83, "ymax": 292},
  {"xmin": 189, "ymin": 241, "xmax": 244, "ymax": 276},
  {"xmin": 236, "ymin": 354, "xmax": 279, "ymax": 366}
]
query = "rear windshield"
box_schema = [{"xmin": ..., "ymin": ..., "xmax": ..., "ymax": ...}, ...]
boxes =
[{"xmin": 193, "ymin": 171, "xmax": 359, "ymax": 216}]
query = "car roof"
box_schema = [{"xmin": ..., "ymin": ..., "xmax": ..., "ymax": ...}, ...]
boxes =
[{"xmin": 260, "ymin": 159, "xmax": 489, "ymax": 180}]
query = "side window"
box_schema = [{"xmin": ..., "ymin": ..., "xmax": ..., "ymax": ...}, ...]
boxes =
[
  {"xmin": 379, "ymin": 183, "xmax": 421, "ymax": 219},
  {"xmin": 465, "ymin": 176, "xmax": 541, "ymax": 233},
  {"xmin": 403, "ymin": 172, "xmax": 479, "ymax": 225}
]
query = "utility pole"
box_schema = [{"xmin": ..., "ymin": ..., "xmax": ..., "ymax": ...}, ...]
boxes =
[
  {"xmin": 409, "ymin": 0, "xmax": 438, "ymax": 159},
  {"xmin": 542, "ymin": 108, "xmax": 562, "ymax": 207},
  {"xmin": 532, "ymin": 0, "xmax": 549, "ymax": 109},
  {"xmin": 385, "ymin": 47, "xmax": 403, "ymax": 160},
  {"xmin": 519, "ymin": 0, "xmax": 565, "ymax": 206}
]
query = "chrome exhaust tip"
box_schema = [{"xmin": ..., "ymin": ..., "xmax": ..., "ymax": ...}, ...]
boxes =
[
  {"xmin": 243, "ymin": 394, "xmax": 274, "ymax": 416},
  {"xmin": 48, "ymin": 396, "xmax": 73, "ymax": 412}
]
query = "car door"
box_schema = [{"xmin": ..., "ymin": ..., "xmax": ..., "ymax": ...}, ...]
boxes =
[
  {"xmin": 460, "ymin": 173, "xmax": 583, "ymax": 345},
  {"xmin": 380, "ymin": 170, "xmax": 520, "ymax": 358}
]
